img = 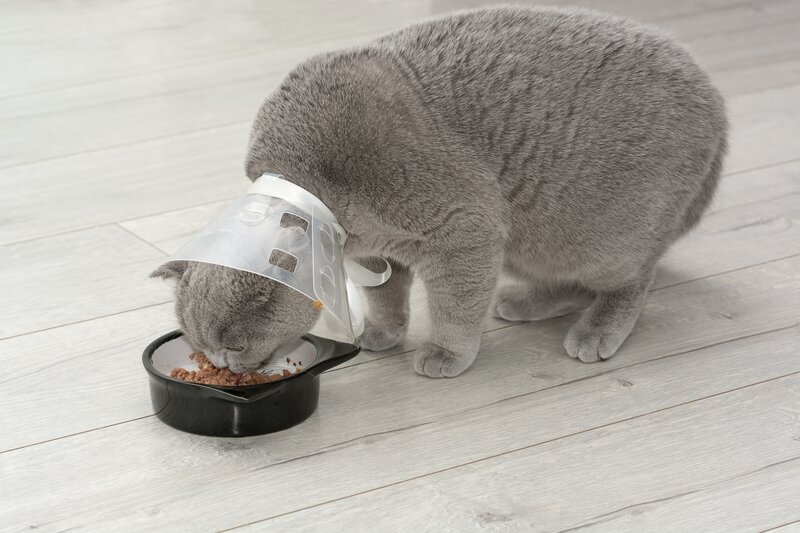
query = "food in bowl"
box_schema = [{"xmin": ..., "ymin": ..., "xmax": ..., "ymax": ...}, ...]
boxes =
[{"xmin": 170, "ymin": 352, "xmax": 300, "ymax": 386}]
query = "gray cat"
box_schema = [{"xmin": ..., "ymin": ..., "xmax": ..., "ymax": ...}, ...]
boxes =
[{"xmin": 153, "ymin": 6, "xmax": 727, "ymax": 377}]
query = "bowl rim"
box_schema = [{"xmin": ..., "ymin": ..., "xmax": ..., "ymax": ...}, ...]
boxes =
[{"xmin": 142, "ymin": 330, "xmax": 320, "ymax": 392}]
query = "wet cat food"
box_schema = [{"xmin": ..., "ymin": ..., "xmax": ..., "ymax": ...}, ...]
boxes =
[{"xmin": 170, "ymin": 352, "xmax": 298, "ymax": 386}]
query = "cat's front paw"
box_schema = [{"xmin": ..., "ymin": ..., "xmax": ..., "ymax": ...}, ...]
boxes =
[
  {"xmin": 413, "ymin": 342, "xmax": 474, "ymax": 378},
  {"xmin": 360, "ymin": 318, "xmax": 407, "ymax": 352}
]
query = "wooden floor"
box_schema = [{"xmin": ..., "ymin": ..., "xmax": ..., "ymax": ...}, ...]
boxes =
[{"xmin": 1, "ymin": 0, "xmax": 799, "ymax": 531}]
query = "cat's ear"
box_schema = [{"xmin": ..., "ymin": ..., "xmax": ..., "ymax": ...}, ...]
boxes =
[{"xmin": 150, "ymin": 261, "xmax": 189, "ymax": 281}]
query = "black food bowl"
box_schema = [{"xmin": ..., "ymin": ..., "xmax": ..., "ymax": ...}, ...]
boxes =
[{"xmin": 143, "ymin": 330, "xmax": 360, "ymax": 437}]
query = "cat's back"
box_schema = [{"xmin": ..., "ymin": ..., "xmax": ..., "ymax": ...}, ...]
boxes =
[
  {"xmin": 375, "ymin": 6, "xmax": 708, "ymax": 92},
  {"xmin": 369, "ymin": 6, "xmax": 726, "ymax": 276},
  {"xmin": 374, "ymin": 6, "xmax": 724, "ymax": 147}
]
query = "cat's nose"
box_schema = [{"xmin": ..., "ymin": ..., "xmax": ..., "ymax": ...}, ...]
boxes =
[{"xmin": 206, "ymin": 352, "xmax": 229, "ymax": 369}]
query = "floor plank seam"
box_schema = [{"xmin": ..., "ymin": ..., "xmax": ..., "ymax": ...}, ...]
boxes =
[
  {"xmin": 2, "ymin": 69, "xmax": 799, "ymax": 173},
  {"xmin": 0, "ymin": 301, "xmax": 172, "ymax": 342},
  {"xmin": 557, "ymin": 456, "xmax": 800, "ymax": 533},
  {"xmin": 2, "ymin": 72, "xmax": 285, "ymax": 122},
  {"xmin": 0, "ymin": 196, "xmax": 235, "ymax": 249},
  {"xmin": 732, "ymin": 75, "xmax": 800, "ymax": 98},
  {"xmin": 761, "ymin": 519, "xmax": 800, "ymax": 533},
  {"xmin": 4, "ymin": 321, "xmax": 796, "ymax": 473},
  {"xmin": 1, "ymin": 246, "xmax": 796, "ymax": 349},
  {"xmin": 721, "ymin": 156, "xmax": 800, "ymax": 178},
  {"xmin": 220, "ymin": 370, "xmax": 800, "ymax": 531},
  {"xmin": 0, "ymin": 26, "xmax": 391, "ymax": 104},
  {"xmin": 650, "ymin": 251, "xmax": 800, "ymax": 291},
  {"xmin": 321, "ymin": 323, "xmax": 800, "ymax": 462},
  {"xmin": 4, "ymin": 0, "xmax": 800, "ymax": 529},
  {"xmin": 115, "ymin": 223, "xmax": 171, "ymax": 256},
  {"xmin": 3, "ymin": 14, "xmax": 794, "ymax": 122},
  {"xmin": 715, "ymin": 52, "xmax": 800, "ymax": 75},
  {"xmin": 653, "ymin": 0, "xmax": 772, "ymax": 23},
  {"xmin": 0, "ymin": 118, "xmax": 248, "ymax": 173},
  {"xmin": 709, "ymin": 191, "xmax": 800, "ymax": 216},
  {"xmin": 4, "ymin": 156, "xmax": 795, "ymax": 249},
  {"xmin": 0, "ymin": 413, "xmax": 156, "ymax": 455},
  {"xmin": 0, "ymin": 333, "xmax": 157, "ymax": 386}
]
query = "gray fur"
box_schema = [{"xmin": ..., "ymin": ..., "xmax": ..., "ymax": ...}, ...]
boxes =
[
  {"xmin": 157, "ymin": 6, "xmax": 727, "ymax": 377},
  {"xmin": 151, "ymin": 261, "xmax": 319, "ymax": 372}
]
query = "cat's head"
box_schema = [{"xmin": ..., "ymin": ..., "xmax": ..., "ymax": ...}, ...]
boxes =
[{"xmin": 151, "ymin": 261, "xmax": 319, "ymax": 373}]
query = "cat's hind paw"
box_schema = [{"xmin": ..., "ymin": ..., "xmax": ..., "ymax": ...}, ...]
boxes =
[
  {"xmin": 413, "ymin": 342, "xmax": 474, "ymax": 378},
  {"xmin": 563, "ymin": 320, "xmax": 629, "ymax": 363},
  {"xmin": 494, "ymin": 285, "xmax": 590, "ymax": 322},
  {"xmin": 563, "ymin": 280, "xmax": 647, "ymax": 363}
]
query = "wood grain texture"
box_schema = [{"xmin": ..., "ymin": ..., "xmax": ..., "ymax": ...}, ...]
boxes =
[
  {"xmin": 3, "ymin": 0, "xmax": 800, "ymax": 531},
  {"xmin": 3, "ymin": 0, "xmax": 800, "ymax": 246},
  {"xmin": 249, "ymin": 371, "xmax": 800, "ymax": 533},
  {"xmin": 2, "ymin": 215, "xmax": 797, "ymax": 452},
  {"xmin": 0, "ymin": 225, "xmax": 170, "ymax": 339},
  {"xmin": 709, "ymin": 159, "xmax": 800, "ymax": 213},
  {"xmin": 3, "ymin": 130, "xmax": 795, "ymax": 450},
  {"xmin": 1, "ymin": 257, "xmax": 798, "ymax": 530},
  {"xmin": 0, "ymin": 126, "xmax": 248, "ymax": 246},
  {"xmin": 0, "ymin": 0, "xmax": 781, "ymax": 100},
  {"xmin": 0, "ymin": 303, "xmax": 175, "ymax": 451},
  {"xmin": 3, "ymin": 324, "xmax": 798, "ymax": 531},
  {"xmin": 0, "ymin": 0, "xmax": 430, "ymax": 98},
  {"xmin": 769, "ymin": 522, "xmax": 800, "ymax": 533},
  {"xmin": 656, "ymin": 180, "xmax": 800, "ymax": 288},
  {"xmin": 726, "ymin": 83, "xmax": 800, "ymax": 174},
  {"xmin": 560, "ymin": 460, "xmax": 800, "ymax": 532}
]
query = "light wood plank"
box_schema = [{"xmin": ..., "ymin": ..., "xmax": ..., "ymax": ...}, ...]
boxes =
[
  {"xmin": 0, "ymin": 0, "xmax": 431, "ymax": 98},
  {"xmin": 3, "ymin": 0, "xmax": 795, "ymax": 120},
  {"xmin": 690, "ymin": 19, "xmax": 800, "ymax": 75},
  {"xmin": 0, "ymin": 225, "xmax": 170, "ymax": 338},
  {"xmin": 656, "ymin": 186, "xmax": 800, "ymax": 288},
  {"xmin": 726, "ymin": 83, "xmax": 800, "ymax": 174},
  {"xmin": 769, "ymin": 522, "xmax": 800, "ymax": 533},
  {"xmin": 249, "ymin": 372, "xmax": 800, "ymax": 533},
  {"xmin": 546, "ymin": 0, "xmax": 777, "ymax": 22},
  {"xmin": 0, "ymin": 126, "xmax": 248, "ymax": 246},
  {"xmin": 0, "ymin": 256, "xmax": 798, "ymax": 529},
  {"xmin": 0, "ymin": 0, "xmax": 777, "ymax": 99},
  {"xmin": 684, "ymin": 13, "xmax": 800, "ymax": 97},
  {"xmin": 660, "ymin": 0, "xmax": 800, "ymax": 41},
  {"xmin": 714, "ymin": 57, "xmax": 800, "ymax": 98},
  {"xmin": 118, "ymin": 201, "xmax": 230, "ymax": 255},
  {"xmin": 2, "ymin": 79, "xmax": 795, "ymax": 247},
  {"xmin": 3, "ymin": 10, "xmax": 797, "ymax": 170},
  {"xmin": 4, "ymin": 226, "xmax": 795, "ymax": 452},
  {"xmin": 0, "ymin": 304, "xmax": 174, "ymax": 451},
  {"xmin": 2, "ymin": 2, "xmax": 799, "ymax": 531},
  {"xmin": 708, "ymin": 159, "xmax": 800, "ymax": 213},
  {"xmin": 556, "ymin": 459, "xmax": 800, "ymax": 532},
  {"xmin": 1, "ymin": 319, "xmax": 797, "ymax": 531},
  {"xmin": 3, "ymin": 2, "xmax": 798, "ymax": 246}
]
